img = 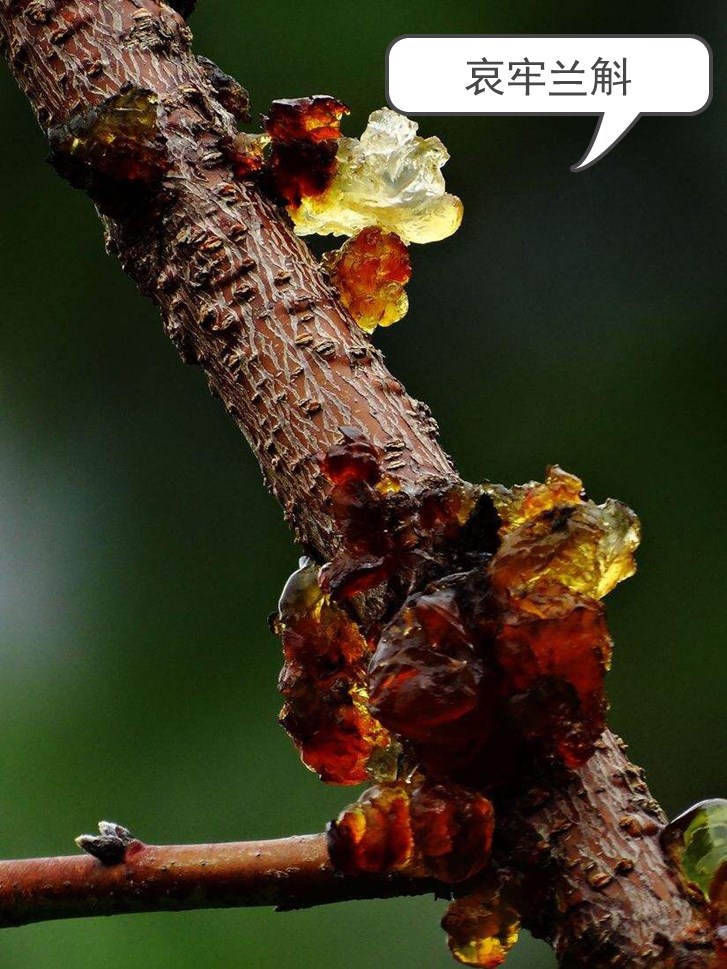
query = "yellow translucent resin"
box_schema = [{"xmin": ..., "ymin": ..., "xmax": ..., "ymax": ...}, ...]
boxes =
[{"xmin": 291, "ymin": 108, "xmax": 463, "ymax": 244}]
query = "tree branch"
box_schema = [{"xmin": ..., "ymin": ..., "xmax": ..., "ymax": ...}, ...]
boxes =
[
  {"xmin": 0, "ymin": 0, "xmax": 452, "ymax": 558},
  {"xmin": 0, "ymin": 833, "xmax": 443, "ymax": 927},
  {"xmin": 0, "ymin": 1, "xmax": 716, "ymax": 965}
]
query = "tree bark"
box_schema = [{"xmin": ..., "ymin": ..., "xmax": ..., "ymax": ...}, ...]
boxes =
[
  {"xmin": 0, "ymin": 1, "xmax": 716, "ymax": 965},
  {"xmin": 0, "ymin": 0, "xmax": 451, "ymax": 556}
]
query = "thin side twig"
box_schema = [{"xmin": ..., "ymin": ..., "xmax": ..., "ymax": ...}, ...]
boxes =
[{"xmin": 0, "ymin": 832, "xmax": 439, "ymax": 928}]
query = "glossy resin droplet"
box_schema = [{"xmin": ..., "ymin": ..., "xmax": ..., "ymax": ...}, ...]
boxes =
[
  {"xmin": 273, "ymin": 558, "xmax": 392, "ymax": 784},
  {"xmin": 443, "ymin": 886, "xmax": 520, "ymax": 968},
  {"xmin": 291, "ymin": 108, "xmax": 463, "ymax": 244},
  {"xmin": 263, "ymin": 95, "xmax": 349, "ymax": 207},
  {"xmin": 327, "ymin": 776, "xmax": 493, "ymax": 882},
  {"xmin": 488, "ymin": 466, "xmax": 640, "ymax": 602},
  {"xmin": 324, "ymin": 227, "xmax": 411, "ymax": 333},
  {"xmin": 661, "ymin": 799, "xmax": 727, "ymax": 900}
]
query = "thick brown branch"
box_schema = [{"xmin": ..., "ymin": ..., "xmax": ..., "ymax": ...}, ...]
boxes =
[
  {"xmin": 0, "ymin": 0, "xmax": 452, "ymax": 557},
  {"xmin": 0, "ymin": 833, "xmax": 439, "ymax": 927},
  {"xmin": 0, "ymin": 1, "xmax": 716, "ymax": 965},
  {"xmin": 494, "ymin": 731, "xmax": 714, "ymax": 967}
]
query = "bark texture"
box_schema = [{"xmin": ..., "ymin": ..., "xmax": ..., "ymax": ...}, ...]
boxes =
[
  {"xmin": 0, "ymin": 1, "xmax": 716, "ymax": 965},
  {"xmin": 0, "ymin": 0, "xmax": 451, "ymax": 556}
]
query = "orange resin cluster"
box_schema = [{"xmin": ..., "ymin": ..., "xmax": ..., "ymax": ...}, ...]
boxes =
[
  {"xmin": 273, "ymin": 557, "xmax": 393, "ymax": 785},
  {"xmin": 271, "ymin": 430, "xmax": 640, "ymax": 967},
  {"xmin": 317, "ymin": 428, "xmax": 483, "ymax": 600},
  {"xmin": 230, "ymin": 96, "xmax": 348, "ymax": 201},
  {"xmin": 323, "ymin": 226, "xmax": 412, "ymax": 333},
  {"xmin": 262, "ymin": 95, "xmax": 349, "ymax": 208},
  {"xmin": 369, "ymin": 466, "xmax": 638, "ymax": 783},
  {"xmin": 328, "ymin": 775, "xmax": 494, "ymax": 884},
  {"xmin": 230, "ymin": 98, "xmax": 462, "ymax": 334}
]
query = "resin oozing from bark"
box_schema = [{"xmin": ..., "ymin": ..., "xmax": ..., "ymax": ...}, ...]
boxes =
[
  {"xmin": 273, "ymin": 557, "xmax": 396, "ymax": 785},
  {"xmin": 263, "ymin": 95, "xmax": 349, "ymax": 208},
  {"xmin": 442, "ymin": 882, "xmax": 521, "ymax": 968},
  {"xmin": 48, "ymin": 87, "xmax": 170, "ymax": 185},
  {"xmin": 0, "ymin": 0, "xmax": 706, "ymax": 960},
  {"xmin": 271, "ymin": 430, "xmax": 643, "ymax": 966},
  {"xmin": 369, "ymin": 464, "xmax": 638, "ymax": 785},
  {"xmin": 367, "ymin": 579, "xmax": 610, "ymax": 783},
  {"xmin": 237, "ymin": 102, "xmax": 462, "ymax": 246},
  {"xmin": 323, "ymin": 227, "xmax": 411, "ymax": 334},
  {"xmin": 291, "ymin": 108, "xmax": 463, "ymax": 244},
  {"xmin": 232, "ymin": 102, "xmax": 459, "ymax": 334},
  {"xmin": 327, "ymin": 775, "xmax": 494, "ymax": 884}
]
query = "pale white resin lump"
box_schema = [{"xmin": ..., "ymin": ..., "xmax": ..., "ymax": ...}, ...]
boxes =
[{"xmin": 290, "ymin": 108, "xmax": 463, "ymax": 244}]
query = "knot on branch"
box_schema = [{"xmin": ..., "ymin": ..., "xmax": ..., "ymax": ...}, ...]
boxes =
[{"xmin": 75, "ymin": 821, "xmax": 140, "ymax": 865}]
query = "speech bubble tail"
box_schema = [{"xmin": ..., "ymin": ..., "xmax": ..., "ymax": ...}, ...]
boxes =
[{"xmin": 572, "ymin": 111, "xmax": 641, "ymax": 172}]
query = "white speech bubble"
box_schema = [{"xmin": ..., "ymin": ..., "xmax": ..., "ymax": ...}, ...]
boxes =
[{"xmin": 386, "ymin": 35, "xmax": 712, "ymax": 171}]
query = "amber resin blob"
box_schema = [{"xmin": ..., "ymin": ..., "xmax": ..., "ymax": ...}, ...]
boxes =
[
  {"xmin": 442, "ymin": 882, "xmax": 521, "ymax": 968},
  {"xmin": 291, "ymin": 108, "xmax": 463, "ymax": 244},
  {"xmin": 273, "ymin": 557, "xmax": 396, "ymax": 785},
  {"xmin": 232, "ymin": 99, "xmax": 462, "ymax": 333},
  {"xmin": 323, "ymin": 226, "xmax": 411, "ymax": 333},
  {"xmin": 327, "ymin": 775, "xmax": 495, "ymax": 884},
  {"xmin": 271, "ymin": 434, "xmax": 641, "ymax": 964},
  {"xmin": 49, "ymin": 87, "xmax": 170, "ymax": 185},
  {"xmin": 262, "ymin": 95, "xmax": 349, "ymax": 208},
  {"xmin": 270, "ymin": 437, "xmax": 641, "ymax": 965}
]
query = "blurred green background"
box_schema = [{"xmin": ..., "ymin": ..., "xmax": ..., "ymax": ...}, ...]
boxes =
[{"xmin": 0, "ymin": 1, "xmax": 724, "ymax": 966}]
